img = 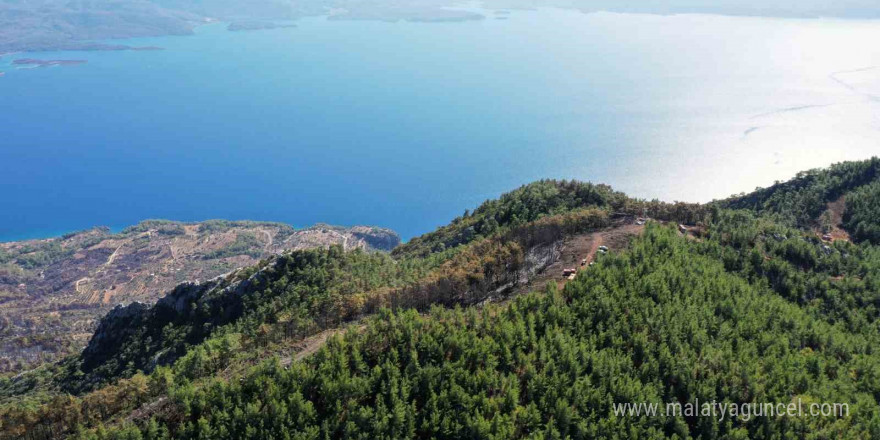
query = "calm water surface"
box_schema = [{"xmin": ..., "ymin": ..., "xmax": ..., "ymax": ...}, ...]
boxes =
[{"xmin": 2, "ymin": 9, "xmax": 879, "ymax": 240}]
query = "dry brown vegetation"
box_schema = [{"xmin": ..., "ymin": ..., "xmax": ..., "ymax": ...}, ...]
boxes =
[{"xmin": 0, "ymin": 221, "xmax": 398, "ymax": 373}]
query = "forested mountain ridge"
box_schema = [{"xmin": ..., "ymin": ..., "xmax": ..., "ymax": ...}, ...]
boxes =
[
  {"xmin": 54, "ymin": 181, "xmax": 648, "ymax": 395},
  {"xmin": 392, "ymin": 180, "xmax": 704, "ymax": 259},
  {"xmin": 2, "ymin": 158, "xmax": 880, "ymax": 439},
  {"xmin": 717, "ymin": 157, "xmax": 880, "ymax": 241}
]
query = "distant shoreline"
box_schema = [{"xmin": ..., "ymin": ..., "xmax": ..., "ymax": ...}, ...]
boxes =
[
  {"xmin": 7, "ymin": 5, "xmax": 880, "ymax": 54},
  {"xmin": 0, "ymin": 219, "xmax": 398, "ymax": 244},
  {"xmin": 0, "ymin": 226, "xmax": 122, "ymax": 244},
  {"xmin": 14, "ymin": 44, "xmax": 164, "ymax": 54},
  {"xmin": 13, "ymin": 58, "xmax": 87, "ymax": 67}
]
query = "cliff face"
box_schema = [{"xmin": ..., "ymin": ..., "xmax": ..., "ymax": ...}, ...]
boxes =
[
  {"xmin": 0, "ymin": 220, "xmax": 399, "ymax": 373},
  {"xmin": 80, "ymin": 301, "xmax": 151, "ymax": 372},
  {"xmin": 349, "ymin": 226, "xmax": 403, "ymax": 251},
  {"xmin": 80, "ymin": 269, "xmax": 252, "ymax": 375}
]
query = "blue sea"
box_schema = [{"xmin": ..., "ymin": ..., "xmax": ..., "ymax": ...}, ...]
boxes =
[{"xmin": 2, "ymin": 9, "xmax": 880, "ymax": 241}]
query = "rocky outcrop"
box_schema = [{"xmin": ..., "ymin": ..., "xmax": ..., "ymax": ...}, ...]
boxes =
[
  {"xmin": 518, "ymin": 240, "xmax": 564, "ymax": 285},
  {"xmin": 81, "ymin": 301, "xmax": 150, "ymax": 370},
  {"xmin": 78, "ymin": 263, "xmax": 263, "ymax": 376},
  {"xmin": 350, "ymin": 226, "xmax": 402, "ymax": 251}
]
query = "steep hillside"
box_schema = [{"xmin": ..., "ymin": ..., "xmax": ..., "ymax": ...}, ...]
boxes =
[
  {"xmin": 843, "ymin": 180, "xmax": 880, "ymax": 244},
  {"xmin": 55, "ymin": 192, "xmax": 637, "ymax": 394},
  {"xmin": 0, "ymin": 220, "xmax": 399, "ymax": 373},
  {"xmin": 1, "ymin": 158, "xmax": 879, "ymax": 440},
  {"xmin": 717, "ymin": 157, "xmax": 880, "ymax": 234},
  {"xmin": 66, "ymin": 225, "xmax": 880, "ymax": 439}
]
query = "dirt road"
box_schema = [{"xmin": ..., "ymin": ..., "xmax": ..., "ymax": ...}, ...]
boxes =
[{"xmin": 511, "ymin": 219, "xmax": 646, "ymax": 294}]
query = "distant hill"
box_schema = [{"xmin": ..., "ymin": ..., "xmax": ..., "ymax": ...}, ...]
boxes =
[
  {"xmin": 0, "ymin": 220, "xmax": 399, "ymax": 372},
  {"xmin": 716, "ymin": 157, "xmax": 880, "ymax": 243},
  {"xmin": 4, "ymin": 0, "xmax": 880, "ymax": 53}
]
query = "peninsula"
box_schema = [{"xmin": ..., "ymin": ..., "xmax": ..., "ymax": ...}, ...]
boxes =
[{"xmin": 0, "ymin": 220, "xmax": 399, "ymax": 372}]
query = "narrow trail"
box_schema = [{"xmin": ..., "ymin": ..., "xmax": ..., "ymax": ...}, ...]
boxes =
[
  {"xmin": 582, "ymin": 234, "xmax": 603, "ymax": 266},
  {"xmin": 89, "ymin": 243, "xmax": 126, "ymax": 304},
  {"xmin": 326, "ymin": 229, "xmax": 349, "ymax": 251},
  {"xmin": 74, "ymin": 243, "xmax": 122, "ymax": 297},
  {"xmin": 74, "ymin": 277, "xmax": 90, "ymax": 294},
  {"xmin": 293, "ymin": 329, "xmax": 344, "ymax": 363},
  {"xmin": 257, "ymin": 229, "xmax": 273, "ymax": 251},
  {"xmin": 332, "ymin": 230, "xmax": 349, "ymax": 251},
  {"xmin": 279, "ymin": 327, "xmax": 354, "ymax": 367},
  {"xmin": 104, "ymin": 244, "xmax": 123, "ymax": 268}
]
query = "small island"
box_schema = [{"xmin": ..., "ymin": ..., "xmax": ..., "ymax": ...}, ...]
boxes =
[{"xmin": 227, "ymin": 21, "xmax": 296, "ymax": 32}]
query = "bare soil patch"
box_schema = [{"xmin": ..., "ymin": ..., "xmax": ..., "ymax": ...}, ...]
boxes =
[
  {"xmin": 817, "ymin": 196, "xmax": 851, "ymax": 242},
  {"xmin": 512, "ymin": 218, "xmax": 646, "ymax": 295}
]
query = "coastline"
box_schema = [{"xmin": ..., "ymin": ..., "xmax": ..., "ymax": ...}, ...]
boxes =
[
  {"xmin": 8, "ymin": 3, "xmax": 880, "ymax": 55},
  {"xmin": 6, "ymin": 43, "xmax": 166, "ymax": 54},
  {"xmin": 0, "ymin": 226, "xmax": 122, "ymax": 244},
  {"xmin": 13, "ymin": 58, "xmax": 87, "ymax": 67},
  {"xmin": 0, "ymin": 219, "xmax": 397, "ymax": 245}
]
